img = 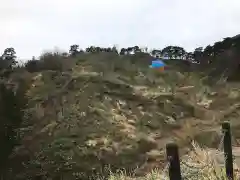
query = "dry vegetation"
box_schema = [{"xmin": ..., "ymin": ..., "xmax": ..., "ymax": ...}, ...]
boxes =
[{"xmin": 4, "ymin": 52, "xmax": 240, "ymax": 179}]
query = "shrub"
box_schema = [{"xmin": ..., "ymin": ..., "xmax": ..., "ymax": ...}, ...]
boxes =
[
  {"xmin": 0, "ymin": 58, "xmax": 13, "ymax": 70},
  {"xmin": 39, "ymin": 52, "xmax": 63, "ymax": 71},
  {"xmin": 25, "ymin": 59, "xmax": 43, "ymax": 72},
  {"xmin": 25, "ymin": 52, "xmax": 75, "ymax": 73},
  {"xmin": 0, "ymin": 81, "xmax": 28, "ymax": 177}
]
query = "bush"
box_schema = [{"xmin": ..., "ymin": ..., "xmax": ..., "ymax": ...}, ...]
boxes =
[
  {"xmin": 25, "ymin": 59, "xmax": 42, "ymax": 72},
  {"xmin": 0, "ymin": 81, "xmax": 28, "ymax": 177},
  {"xmin": 0, "ymin": 58, "xmax": 13, "ymax": 70},
  {"xmin": 39, "ymin": 52, "xmax": 63, "ymax": 71},
  {"xmin": 25, "ymin": 52, "xmax": 75, "ymax": 73}
]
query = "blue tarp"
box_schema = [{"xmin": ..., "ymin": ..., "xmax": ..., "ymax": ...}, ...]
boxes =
[{"xmin": 149, "ymin": 59, "xmax": 165, "ymax": 68}]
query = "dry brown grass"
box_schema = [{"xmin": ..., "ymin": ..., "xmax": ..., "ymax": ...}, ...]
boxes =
[{"xmin": 105, "ymin": 141, "xmax": 240, "ymax": 180}]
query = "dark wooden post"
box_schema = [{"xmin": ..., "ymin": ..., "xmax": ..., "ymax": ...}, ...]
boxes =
[
  {"xmin": 166, "ymin": 142, "xmax": 182, "ymax": 180},
  {"xmin": 222, "ymin": 122, "xmax": 234, "ymax": 180}
]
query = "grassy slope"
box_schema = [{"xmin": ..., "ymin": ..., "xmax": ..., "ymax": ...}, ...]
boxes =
[{"xmin": 8, "ymin": 53, "xmax": 240, "ymax": 179}]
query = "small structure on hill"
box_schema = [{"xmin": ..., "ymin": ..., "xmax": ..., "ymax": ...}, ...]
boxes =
[{"xmin": 150, "ymin": 58, "xmax": 166, "ymax": 71}]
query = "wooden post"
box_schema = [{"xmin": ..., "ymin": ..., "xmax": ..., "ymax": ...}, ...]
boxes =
[
  {"xmin": 222, "ymin": 122, "xmax": 234, "ymax": 180},
  {"xmin": 166, "ymin": 142, "xmax": 182, "ymax": 180}
]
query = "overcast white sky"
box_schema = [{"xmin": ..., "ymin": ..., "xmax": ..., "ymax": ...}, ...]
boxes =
[{"xmin": 1, "ymin": 0, "xmax": 240, "ymax": 60}]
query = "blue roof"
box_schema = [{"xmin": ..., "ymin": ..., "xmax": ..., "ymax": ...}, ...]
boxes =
[{"xmin": 150, "ymin": 59, "xmax": 165, "ymax": 68}]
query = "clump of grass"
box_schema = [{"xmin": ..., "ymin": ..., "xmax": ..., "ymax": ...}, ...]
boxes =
[{"xmin": 105, "ymin": 141, "xmax": 240, "ymax": 180}]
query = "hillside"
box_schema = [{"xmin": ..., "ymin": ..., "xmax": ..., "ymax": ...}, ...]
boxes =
[{"xmin": 3, "ymin": 52, "xmax": 240, "ymax": 179}]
